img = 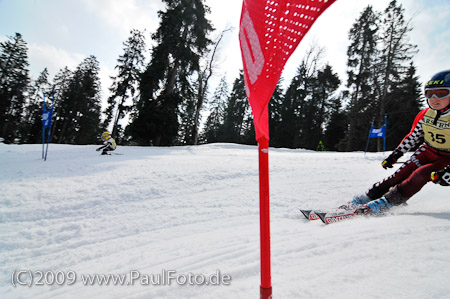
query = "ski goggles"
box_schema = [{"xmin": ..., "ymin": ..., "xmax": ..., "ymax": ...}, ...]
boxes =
[{"xmin": 425, "ymin": 88, "xmax": 450, "ymax": 100}]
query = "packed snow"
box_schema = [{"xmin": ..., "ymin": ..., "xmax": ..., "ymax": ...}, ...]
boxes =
[{"xmin": 1, "ymin": 143, "xmax": 450, "ymax": 299}]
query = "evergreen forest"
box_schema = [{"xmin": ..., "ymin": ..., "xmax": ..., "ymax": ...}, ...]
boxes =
[{"xmin": 0, "ymin": 0, "xmax": 424, "ymax": 151}]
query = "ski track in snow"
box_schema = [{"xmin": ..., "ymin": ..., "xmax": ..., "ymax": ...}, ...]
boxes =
[{"xmin": 1, "ymin": 143, "xmax": 450, "ymax": 299}]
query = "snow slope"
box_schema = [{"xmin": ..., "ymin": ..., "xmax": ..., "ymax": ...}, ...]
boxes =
[{"xmin": 1, "ymin": 143, "xmax": 450, "ymax": 299}]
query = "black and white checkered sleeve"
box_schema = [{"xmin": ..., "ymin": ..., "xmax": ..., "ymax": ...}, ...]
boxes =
[{"xmin": 396, "ymin": 119, "xmax": 424, "ymax": 154}]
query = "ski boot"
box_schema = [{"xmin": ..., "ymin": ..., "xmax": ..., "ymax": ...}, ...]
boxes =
[
  {"xmin": 355, "ymin": 196, "xmax": 392, "ymax": 215},
  {"xmin": 339, "ymin": 194, "xmax": 371, "ymax": 210}
]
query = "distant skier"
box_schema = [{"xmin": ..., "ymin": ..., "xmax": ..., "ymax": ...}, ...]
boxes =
[
  {"xmin": 96, "ymin": 131, "xmax": 116, "ymax": 155},
  {"xmin": 348, "ymin": 70, "xmax": 450, "ymax": 215}
]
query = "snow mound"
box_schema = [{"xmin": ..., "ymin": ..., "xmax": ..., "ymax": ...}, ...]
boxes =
[{"xmin": 1, "ymin": 143, "xmax": 449, "ymax": 298}]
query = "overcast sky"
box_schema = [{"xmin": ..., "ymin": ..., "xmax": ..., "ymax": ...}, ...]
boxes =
[{"xmin": 1, "ymin": 0, "xmax": 450, "ymax": 103}]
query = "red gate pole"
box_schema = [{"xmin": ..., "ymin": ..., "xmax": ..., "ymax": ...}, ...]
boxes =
[{"xmin": 258, "ymin": 136, "xmax": 272, "ymax": 299}]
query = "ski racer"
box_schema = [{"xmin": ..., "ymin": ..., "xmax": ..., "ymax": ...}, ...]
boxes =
[
  {"xmin": 349, "ymin": 70, "xmax": 450, "ymax": 214},
  {"xmin": 96, "ymin": 131, "xmax": 116, "ymax": 155}
]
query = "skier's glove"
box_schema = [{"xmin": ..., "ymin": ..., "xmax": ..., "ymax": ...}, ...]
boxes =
[
  {"xmin": 431, "ymin": 166, "xmax": 450, "ymax": 186},
  {"xmin": 96, "ymin": 147, "xmax": 103, "ymax": 152},
  {"xmin": 382, "ymin": 149, "xmax": 402, "ymax": 169}
]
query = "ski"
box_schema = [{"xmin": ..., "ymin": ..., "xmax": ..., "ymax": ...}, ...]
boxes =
[
  {"xmin": 299, "ymin": 209, "xmax": 320, "ymax": 221},
  {"xmin": 303, "ymin": 200, "xmax": 402, "ymax": 225},
  {"xmin": 315, "ymin": 210, "xmax": 358, "ymax": 225},
  {"xmin": 316, "ymin": 204, "xmax": 393, "ymax": 225},
  {"xmin": 300, "ymin": 202, "xmax": 356, "ymax": 221},
  {"xmin": 100, "ymin": 152, "xmax": 123, "ymax": 156}
]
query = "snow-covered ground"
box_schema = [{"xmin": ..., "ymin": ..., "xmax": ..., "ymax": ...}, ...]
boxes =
[{"xmin": 1, "ymin": 143, "xmax": 449, "ymax": 299}]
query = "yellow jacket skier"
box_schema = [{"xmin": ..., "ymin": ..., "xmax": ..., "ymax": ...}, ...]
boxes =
[{"xmin": 96, "ymin": 131, "xmax": 116, "ymax": 155}]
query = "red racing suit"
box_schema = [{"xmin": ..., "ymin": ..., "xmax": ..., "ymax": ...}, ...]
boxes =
[{"xmin": 367, "ymin": 108, "xmax": 450, "ymax": 203}]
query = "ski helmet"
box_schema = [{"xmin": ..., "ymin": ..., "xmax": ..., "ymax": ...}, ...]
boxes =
[
  {"xmin": 424, "ymin": 70, "xmax": 450, "ymax": 124},
  {"xmin": 425, "ymin": 70, "xmax": 450, "ymax": 98},
  {"xmin": 101, "ymin": 131, "xmax": 111, "ymax": 141},
  {"xmin": 425, "ymin": 70, "xmax": 450, "ymax": 108}
]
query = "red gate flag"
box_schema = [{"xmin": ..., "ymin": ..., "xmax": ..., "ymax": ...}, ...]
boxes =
[
  {"xmin": 240, "ymin": 0, "xmax": 336, "ymax": 141},
  {"xmin": 239, "ymin": 1, "xmax": 337, "ymax": 298}
]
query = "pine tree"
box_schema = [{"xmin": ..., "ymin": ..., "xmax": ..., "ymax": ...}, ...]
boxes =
[
  {"xmin": 50, "ymin": 67, "xmax": 73, "ymax": 143},
  {"xmin": 21, "ymin": 68, "xmax": 50, "ymax": 143},
  {"xmin": 376, "ymin": 0, "xmax": 418, "ymax": 150},
  {"xmin": 0, "ymin": 33, "xmax": 30, "ymax": 143},
  {"xmin": 202, "ymin": 76, "xmax": 228, "ymax": 143},
  {"xmin": 55, "ymin": 56, "xmax": 102, "ymax": 144},
  {"xmin": 73, "ymin": 56, "xmax": 102, "ymax": 144},
  {"xmin": 345, "ymin": 6, "xmax": 380, "ymax": 151},
  {"xmin": 280, "ymin": 45, "xmax": 323, "ymax": 148},
  {"xmin": 344, "ymin": 1, "xmax": 418, "ymax": 151},
  {"xmin": 104, "ymin": 29, "xmax": 146, "ymax": 142},
  {"xmin": 279, "ymin": 66, "xmax": 306, "ymax": 148},
  {"xmin": 302, "ymin": 64, "xmax": 340, "ymax": 150},
  {"xmin": 383, "ymin": 63, "xmax": 422, "ymax": 150},
  {"xmin": 240, "ymin": 108, "xmax": 256, "ymax": 145},
  {"xmin": 221, "ymin": 70, "xmax": 249, "ymax": 143},
  {"xmin": 177, "ymin": 85, "xmax": 197, "ymax": 145},
  {"xmin": 268, "ymin": 80, "xmax": 284, "ymax": 147},
  {"xmin": 324, "ymin": 95, "xmax": 347, "ymax": 151},
  {"xmin": 128, "ymin": 0, "xmax": 213, "ymax": 145}
]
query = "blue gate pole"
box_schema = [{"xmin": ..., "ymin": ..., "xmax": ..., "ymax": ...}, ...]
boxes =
[
  {"xmin": 365, "ymin": 120, "xmax": 374, "ymax": 153},
  {"xmin": 42, "ymin": 93, "xmax": 46, "ymax": 160},
  {"xmin": 44, "ymin": 92, "xmax": 55, "ymax": 161},
  {"xmin": 44, "ymin": 126, "xmax": 51, "ymax": 161},
  {"xmin": 383, "ymin": 113, "xmax": 387, "ymax": 153}
]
